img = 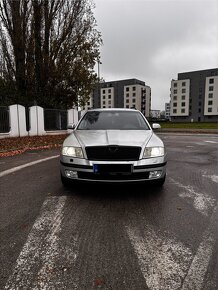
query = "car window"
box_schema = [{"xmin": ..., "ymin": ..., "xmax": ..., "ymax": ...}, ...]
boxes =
[{"xmin": 77, "ymin": 111, "xmax": 150, "ymax": 130}]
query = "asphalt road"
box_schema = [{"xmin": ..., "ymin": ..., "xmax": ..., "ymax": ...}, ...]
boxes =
[{"xmin": 0, "ymin": 134, "xmax": 218, "ymax": 290}]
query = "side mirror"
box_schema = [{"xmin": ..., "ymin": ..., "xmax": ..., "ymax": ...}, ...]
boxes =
[
  {"xmin": 152, "ymin": 123, "xmax": 161, "ymax": 130},
  {"xmin": 67, "ymin": 123, "xmax": 76, "ymax": 130}
]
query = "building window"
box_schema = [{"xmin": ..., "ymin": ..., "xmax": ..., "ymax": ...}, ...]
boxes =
[
  {"xmin": 126, "ymin": 105, "xmax": 129, "ymax": 108},
  {"xmin": 182, "ymin": 82, "xmax": 186, "ymax": 86},
  {"xmin": 208, "ymin": 93, "xmax": 213, "ymax": 98},
  {"xmin": 173, "ymin": 102, "xmax": 177, "ymax": 107},
  {"xmin": 181, "ymin": 95, "xmax": 186, "ymax": 100},
  {"xmin": 126, "ymin": 93, "xmax": 129, "ymax": 98},
  {"xmin": 87, "ymin": 102, "xmax": 90, "ymax": 105},
  {"xmin": 174, "ymin": 83, "xmax": 177, "ymax": 87},
  {"xmin": 209, "ymin": 86, "xmax": 214, "ymax": 91},
  {"xmin": 108, "ymin": 95, "xmax": 111, "ymax": 99},
  {"xmin": 132, "ymin": 105, "xmax": 136, "ymax": 108},
  {"xmin": 198, "ymin": 108, "xmax": 201, "ymax": 113},
  {"xmin": 102, "ymin": 101, "xmax": 105, "ymax": 105},
  {"xmin": 173, "ymin": 89, "xmax": 177, "ymax": 94},
  {"xmin": 102, "ymin": 90, "xmax": 105, "ymax": 94},
  {"xmin": 173, "ymin": 96, "xmax": 177, "ymax": 100},
  {"xmin": 103, "ymin": 106, "xmax": 105, "ymax": 108},
  {"xmin": 208, "ymin": 108, "xmax": 212, "ymax": 112},
  {"xmin": 108, "ymin": 106, "xmax": 111, "ymax": 108},
  {"xmin": 182, "ymin": 89, "xmax": 186, "ymax": 93},
  {"xmin": 181, "ymin": 109, "xmax": 185, "ymax": 113},
  {"xmin": 133, "ymin": 93, "xmax": 136, "ymax": 97},
  {"xmin": 108, "ymin": 100, "xmax": 111, "ymax": 104},
  {"xmin": 108, "ymin": 89, "xmax": 111, "ymax": 93},
  {"xmin": 132, "ymin": 98, "xmax": 136, "ymax": 103},
  {"xmin": 126, "ymin": 87, "xmax": 129, "ymax": 91},
  {"xmin": 126, "ymin": 99, "xmax": 129, "ymax": 103},
  {"xmin": 181, "ymin": 102, "xmax": 186, "ymax": 107},
  {"xmin": 132, "ymin": 86, "xmax": 136, "ymax": 91},
  {"xmin": 173, "ymin": 109, "xmax": 177, "ymax": 113},
  {"xmin": 199, "ymin": 101, "xmax": 202, "ymax": 106},
  {"xmin": 208, "ymin": 100, "xmax": 213, "ymax": 105},
  {"xmin": 209, "ymin": 78, "xmax": 214, "ymax": 84},
  {"xmin": 102, "ymin": 95, "xmax": 105, "ymax": 99}
]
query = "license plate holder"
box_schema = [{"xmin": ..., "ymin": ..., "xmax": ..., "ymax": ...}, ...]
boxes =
[{"xmin": 93, "ymin": 164, "xmax": 132, "ymax": 174}]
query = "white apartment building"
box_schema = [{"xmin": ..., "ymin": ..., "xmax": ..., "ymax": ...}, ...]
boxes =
[
  {"xmin": 165, "ymin": 103, "xmax": 170, "ymax": 120},
  {"xmin": 170, "ymin": 79, "xmax": 190, "ymax": 117},
  {"xmin": 101, "ymin": 87, "xmax": 115, "ymax": 108},
  {"xmin": 170, "ymin": 68, "xmax": 218, "ymax": 122},
  {"xmin": 123, "ymin": 84, "xmax": 151, "ymax": 117},
  {"xmin": 204, "ymin": 76, "xmax": 218, "ymax": 116},
  {"xmin": 83, "ymin": 96, "xmax": 94, "ymax": 111},
  {"xmin": 89, "ymin": 79, "xmax": 151, "ymax": 117}
]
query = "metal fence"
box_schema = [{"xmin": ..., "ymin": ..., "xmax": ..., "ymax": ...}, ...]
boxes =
[
  {"xmin": 0, "ymin": 106, "xmax": 10, "ymax": 133},
  {"xmin": 44, "ymin": 109, "xmax": 68, "ymax": 131},
  {"xmin": 25, "ymin": 107, "xmax": 30, "ymax": 132}
]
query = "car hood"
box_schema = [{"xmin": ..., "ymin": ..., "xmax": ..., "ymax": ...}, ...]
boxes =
[{"xmin": 68, "ymin": 130, "xmax": 153, "ymax": 148}]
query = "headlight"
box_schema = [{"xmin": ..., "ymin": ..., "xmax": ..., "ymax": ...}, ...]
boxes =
[
  {"xmin": 143, "ymin": 147, "xmax": 164, "ymax": 158},
  {"xmin": 61, "ymin": 146, "xmax": 84, "ymax": 158}
]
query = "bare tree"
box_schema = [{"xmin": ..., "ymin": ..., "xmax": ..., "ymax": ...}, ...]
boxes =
[{"xmin": 0, "ymin": 0, "xmax": 102, "ymax": 108}]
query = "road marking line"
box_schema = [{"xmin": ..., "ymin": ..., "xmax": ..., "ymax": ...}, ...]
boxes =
[
  {"xmin": 0, "ymin": 155, "xmax": 59, "ymax": 178},
  {"xmin": 204, "ymin": 141, "xmax": 218, "ymax": 144},
  {"xmin": 169, "ymin": 177, "xmax": 216, "ymax": 216},
  {"xmin": 126, "ymin": 224, "xmax": 192, "ymax": 290},
  {"xmin": 181, "ymin": 203, "xmax": 218, "ymax": 290},
  {"xmin": 203, "ymin": 174, "xmax": 218, "ymax": 184},
  {"xmin": 4, "ymin": 196, "xmax": 74, "ymax": 290}
]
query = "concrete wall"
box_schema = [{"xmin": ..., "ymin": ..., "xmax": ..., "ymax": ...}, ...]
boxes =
[{"xmin": 0, "ymin": 105, "xmax": 79, "ymax": 139}]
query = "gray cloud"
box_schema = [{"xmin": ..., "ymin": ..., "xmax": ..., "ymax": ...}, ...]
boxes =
[{"xmin": 94, "ymin": 0, "xmax": 218, "ymax": 109}]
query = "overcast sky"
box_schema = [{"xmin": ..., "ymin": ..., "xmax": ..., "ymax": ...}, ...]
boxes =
[{"xmin": 93, "ymin": 0, "xmax": 218, "ymax": 110}]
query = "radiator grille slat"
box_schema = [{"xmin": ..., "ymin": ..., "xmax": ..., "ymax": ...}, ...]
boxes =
[{"xmin": 85, "ymin": 146, "xmax": 141, "ymax": 161}]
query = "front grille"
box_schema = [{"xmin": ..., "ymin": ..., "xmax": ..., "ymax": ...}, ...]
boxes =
[
  {"xmin": 85, "ymin": 146, "xmax": 141, "ymax": 161},
  {"xmin": 77, "ymin": 171, "xmax": 149, "ymax": 181}
]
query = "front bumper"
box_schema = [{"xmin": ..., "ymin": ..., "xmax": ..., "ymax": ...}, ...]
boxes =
[{"xmin": 60, "ymin": 155, "xmax": 167, "ymax": 183}]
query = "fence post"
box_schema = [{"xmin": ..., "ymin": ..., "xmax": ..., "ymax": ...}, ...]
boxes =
[
  {"xmin": 67, "ymin": 109, "xmax": 78, "ymax": 125},
  {"xmin": 9, "ymin": 104, "xmax": 28, "ymax": 137},
  {"xmin": 29, "ymin": 106, "xmax": 37, "ymax": 136},
  {"xmin": 29, "ymin": 106, "xmax": 46, "ymax": 136},
  {"xmin": 79, "ymin": 110, "xmax": 86, "ymax": 120}
]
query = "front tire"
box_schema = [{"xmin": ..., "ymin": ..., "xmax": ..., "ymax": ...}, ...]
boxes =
[
  {"xmin": 61, "ymin": 173, "xmax": 72, "ymax": 187},
  {"xmin": 154, "ymin": 174, "xmax": 166, "ymax": 187}
]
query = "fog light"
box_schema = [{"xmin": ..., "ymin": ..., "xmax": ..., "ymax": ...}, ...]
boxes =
[
  {"xmin": 65, "ymin": 170, "xmax": 78, "ymax": 179},
  {"xmin": 149, "ymin": 170, "xmax": 162, "ymax": 179}
]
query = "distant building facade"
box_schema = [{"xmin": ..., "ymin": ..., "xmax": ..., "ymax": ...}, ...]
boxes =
[
  {"xmin": 150, "ymin": 110, "xmax": 161, "ymax": 119},
  {"xmin": 170, "ymin": 68, "xmax": 218, "ymax": 122},
  {"xmin": 85, "ymin": 79, "xmax": 151, "ymax": 117},
  {"xmin": 165, "ymin": 103, "xmax": 171, "ymax": 120}
]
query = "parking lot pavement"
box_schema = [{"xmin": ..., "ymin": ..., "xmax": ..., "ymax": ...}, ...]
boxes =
[
  {"xmin": 0, "ymin": 148, "xmax": 61, "ymax": 173},
  {"xmin": 0, "ymin": 134, "xmax": 218, "ymax": 290}
]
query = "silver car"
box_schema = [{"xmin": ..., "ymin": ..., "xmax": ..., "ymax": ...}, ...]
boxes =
[{"xmin": 60, "ymin": 108, "xmax": 167, "ymax": 185}]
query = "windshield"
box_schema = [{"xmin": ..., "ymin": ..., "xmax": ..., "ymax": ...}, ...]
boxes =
[{"xmin": 77, "ymin": 111, "xmax": 150, "ymax": 130}]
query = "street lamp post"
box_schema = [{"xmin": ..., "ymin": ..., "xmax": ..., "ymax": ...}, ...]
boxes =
[
  {"xmin": 97, "ymin": 60, "xmax": 102, "ymax": 81},
  {"xmin": 97, "ymin": 60, "xmax": 102, "ymax": 108}
]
